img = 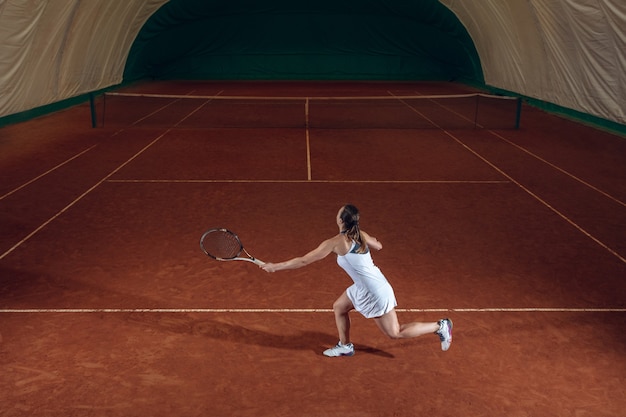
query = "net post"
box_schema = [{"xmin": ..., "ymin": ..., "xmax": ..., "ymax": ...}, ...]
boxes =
[
  {"xmin": 102, "ymin": 93, "xmax": 107, "ymax": 128},
  {"xmin": 305, "ymin": 97, "xmax": 310, "ymax": 129},
  {"xmin": 515, "ymin": 97, "xmax": 522, "ymax": 129},
  {"xmin": 474, "ymin": 94, "xmax": 479, "ymax": 129},
  {"xmin": 89, "ymin": 93, "xmax": 97, "ymax": 128}
]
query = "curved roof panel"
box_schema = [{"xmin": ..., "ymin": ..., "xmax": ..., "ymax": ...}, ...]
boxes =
[{"xmin": 0, "ymin": 0, "xmax": 623, "ymax": 125}]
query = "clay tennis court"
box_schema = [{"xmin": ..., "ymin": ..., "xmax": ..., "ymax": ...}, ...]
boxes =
[{"xmin": 1, "ymin": 81, "xmax": 625, "ymax": 416}]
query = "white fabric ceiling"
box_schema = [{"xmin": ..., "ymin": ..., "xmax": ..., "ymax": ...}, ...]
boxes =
[
  {"xmin": 0, "ymin": 0, "xmax": 624, "ymax": 125},
  {"xmin": 441, "ymin": 0, "xmax": 625, "ymax": 126}
]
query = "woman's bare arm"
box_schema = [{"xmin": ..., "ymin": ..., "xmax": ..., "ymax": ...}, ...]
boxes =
[{"xmin": 261, "ymin": 236, "xmax": 340, "ymax": 272}]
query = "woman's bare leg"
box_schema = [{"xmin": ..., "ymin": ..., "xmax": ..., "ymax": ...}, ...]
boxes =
[
  {"xmin": 332, "ymin": 291, "xmax": 354, "ymax": 344},
  {"xmin": 374, "ymin": 309, "xmax": 439, "ymax": 339}
]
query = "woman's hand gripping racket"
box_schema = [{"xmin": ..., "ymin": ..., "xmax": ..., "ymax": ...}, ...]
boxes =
[{"xmin": 200, "ymin": 228, "xmax": 264, "ymax": 265}]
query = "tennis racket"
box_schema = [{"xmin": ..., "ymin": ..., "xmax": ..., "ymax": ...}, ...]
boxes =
[{"xmin": 200, "ymin": 228, "xmax": 264, "ymax": 265}]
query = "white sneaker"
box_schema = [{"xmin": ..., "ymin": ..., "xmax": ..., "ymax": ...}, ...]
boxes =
[
  {"xmin": 323, "ymin": 342, "xmax": 355, "ymax": 357},
  {"xmin": 436, "ymin": 318, "xmax": 453, "ymax": 351}
]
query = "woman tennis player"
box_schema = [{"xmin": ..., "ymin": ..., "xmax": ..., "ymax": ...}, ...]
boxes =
[{"xmin": 260, "ymin": 204, "xmax": 452, "ymax": 357}]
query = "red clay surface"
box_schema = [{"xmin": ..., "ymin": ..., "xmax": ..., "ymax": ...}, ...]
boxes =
[{"xmin": 1, "ymin": 81, "xmax": 625, "ymax": 416}]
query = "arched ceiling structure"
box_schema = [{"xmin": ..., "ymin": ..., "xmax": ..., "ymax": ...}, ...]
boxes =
[
  {"xmin": 0, "ymin": 0, "xmax": 624, "ymax": 126},
  {"xmin": 123, "ymin": 0, "xmax": 483, "ymax": 82}
]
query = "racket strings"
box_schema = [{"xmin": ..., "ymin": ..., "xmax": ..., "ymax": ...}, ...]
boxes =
[{"xmin": 202, "ymin": 231, "xmax": 242, "ymax": 259}]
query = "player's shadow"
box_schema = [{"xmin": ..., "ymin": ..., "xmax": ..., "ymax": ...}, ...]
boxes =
[{"xmin": 191, "ymin": 319, "xmax": 395, "ymax": 358}]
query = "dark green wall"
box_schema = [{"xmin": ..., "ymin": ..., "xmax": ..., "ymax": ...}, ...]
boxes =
[{"xmin": 124, "ymin": 0, "xmax": 483, "ymax": 82}]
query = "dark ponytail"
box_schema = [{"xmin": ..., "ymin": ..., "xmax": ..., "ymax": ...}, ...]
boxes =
[{"xmin": 340, "ymin": 204, "xmax": 367, "ymax": 254}]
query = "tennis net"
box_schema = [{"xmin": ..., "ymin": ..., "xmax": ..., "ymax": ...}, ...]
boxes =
[{"xmin": 99, "ymin": 92, "xmax": 522, "ymax": 130}]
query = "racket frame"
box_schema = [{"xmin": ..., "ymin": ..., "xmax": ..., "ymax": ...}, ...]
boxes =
[{"xmin": 200, "ymin": 228, "xmax": 264, "ymax": 265}]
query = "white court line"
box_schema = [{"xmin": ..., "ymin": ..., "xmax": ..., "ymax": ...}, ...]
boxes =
[
  {"xmin": 0, "ymin": 95, "xmax": 218, "ymax": 261},
  {"xmin": 445, "ymin": 132, "xmax": 626, "ymax": 265},
  {"xmin": 0, "ymin": 144, "xmax": 98, "ymax": 201},
  {"xmin": 489, "ymin": 130, "xmax": 626, "ymax": 208},
  {"xmin": 0, "ymin": 134, "xmax": 169, "ymax": 260},
  {"xmin": 392, "ymin": 90, "xmax": 479, "ymax": 128},
  {"xmin": 0, "ymin": 308, "xmax": 624, "ymax": 314},
  {"xmin": 305, "ymin": 98, "xmax": 312, "ymax": 180}
]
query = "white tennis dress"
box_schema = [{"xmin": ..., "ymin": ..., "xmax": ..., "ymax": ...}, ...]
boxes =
[{"xmin": 337, "ymin": 241, "xmax": 397, "ymax": 318}]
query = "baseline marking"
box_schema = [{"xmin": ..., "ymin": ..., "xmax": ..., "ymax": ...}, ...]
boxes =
[{"xmin": 1, "ymin": 308, "xmax": 624, "ymax": 314}]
